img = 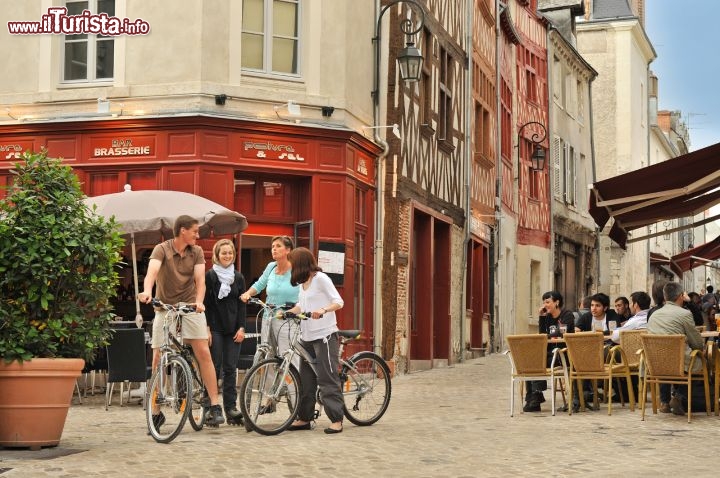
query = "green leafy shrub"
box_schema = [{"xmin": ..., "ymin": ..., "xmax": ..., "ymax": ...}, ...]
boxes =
[{"xmin": 0, "ymin": 150, "xmax": 124, "ymax": 362}]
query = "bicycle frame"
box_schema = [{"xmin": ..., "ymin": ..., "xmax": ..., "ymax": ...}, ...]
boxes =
[
  {"xmin": 247, "ymin": 298, "xmax": 295, "ymax": 364},
  {"xmin": 152, "ymin": 303, "xmax": 193, "ymax": 404},
  {"xmin": 262, "ymin": 316, "xmax": 376, "ymax": 415}
]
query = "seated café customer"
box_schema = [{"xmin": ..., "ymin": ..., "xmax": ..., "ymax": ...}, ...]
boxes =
[
  {"xmin": 575, "ymin": 293, "xmax": 622, "ymax": 334},
  {"xmin": 685, "ymin": 292, "xmax": 704, "ymax": 327},
  {"xmin": 701, "ymin": 293, "xmax": 717, "ymax": 329},
  {"xmin": 646, "ymin": 279, "xmax": 668, "ymax": 321},
  {"xmin": 647, "ymin": 282, "xmax": 704, "ymax": 415},
  {"xmin": 614, "ymin": 296, "xmax": 632, "ymax": 325},
  {"xmin": 524, "ymin": 291, "xmax": 575, "ymax": 412},
  {"xmin": 610, "ymin": 291, "xmax": 651, "ymax": 344}
]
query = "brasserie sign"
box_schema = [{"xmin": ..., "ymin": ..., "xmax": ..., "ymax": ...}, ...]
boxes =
[{"xmin": 94, "ymin": 138, "xmax": 151, "ymax": 157}]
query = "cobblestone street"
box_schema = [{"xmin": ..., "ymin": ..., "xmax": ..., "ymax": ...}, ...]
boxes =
[{"xmin": 1, "ymin": 354, "xmax": 716, "ymax": 477}]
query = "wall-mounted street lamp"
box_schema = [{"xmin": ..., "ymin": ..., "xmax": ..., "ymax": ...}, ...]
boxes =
[
  {"xmin": 372, "ymin": 0, "xmax": 426, "ymax": 106},
  {"xmin": 518, "ymin": 121, "xmax": 547, "ymax": 171},
  {"xmin": 371, "ymin": 0, "xmax": 426, "ymax": 359}
]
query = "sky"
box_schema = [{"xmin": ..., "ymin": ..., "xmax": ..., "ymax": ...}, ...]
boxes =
[{"xmin": 645, "ymin": 0, "xmax": 720, "ymax": 152}]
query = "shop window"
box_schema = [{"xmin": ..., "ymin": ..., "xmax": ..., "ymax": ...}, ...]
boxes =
[
  {"xmin": 62, "ymin": 0, "xmax": 115, "ymax": 83},
  {"xmin": 233, "ymin": 175, "xmax": 298, "ymax": 221},
  {"xmin": 262, "ymin": 181, "xmax": 285, "ymax": 216},
  {"xmin": 241, "ymin": 0, "xmax": 300, "ymax": 77},
  {"xmin": 353, "ymin": 186, "xmax": 369, "ymax": 330}
]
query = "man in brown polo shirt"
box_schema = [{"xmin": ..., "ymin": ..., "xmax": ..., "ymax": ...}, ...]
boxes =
[{"xmin": 138, "ymin": 215, "xmax": 224, "ymax": 427}]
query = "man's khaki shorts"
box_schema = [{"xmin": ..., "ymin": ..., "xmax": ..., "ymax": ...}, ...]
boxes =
[{"xmin": 151, "ymin": 309, "xmax": 208, "ymax": 349}]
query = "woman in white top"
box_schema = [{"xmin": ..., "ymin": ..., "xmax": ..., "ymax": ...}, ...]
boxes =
[{"xmin": 284, "ymin": 247, "xmax": 345, "ymax": 434}]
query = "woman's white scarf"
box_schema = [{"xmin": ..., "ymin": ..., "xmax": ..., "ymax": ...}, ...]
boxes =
[{"xmin": 213, "ymin": 263, "xmax": 235, "ymax": 299}]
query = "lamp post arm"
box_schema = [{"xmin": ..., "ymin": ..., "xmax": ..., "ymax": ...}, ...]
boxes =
[
  {"xmin": 517, "ymin": 120, "xmax": 547, "ymax": 146},
  {"xmin": 373, "ymin": 0, "xmax": 426, "ymax": 108}
]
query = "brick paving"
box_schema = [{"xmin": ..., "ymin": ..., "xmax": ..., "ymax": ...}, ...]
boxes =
[{"xmin": 0, "ymin": 354, "xmax": 717, "ymax": 477}]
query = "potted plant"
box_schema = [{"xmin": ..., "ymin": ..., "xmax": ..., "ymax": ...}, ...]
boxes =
[{"xmin": 0, "ymin": 150, "xmax": 123, "ymax": 448}]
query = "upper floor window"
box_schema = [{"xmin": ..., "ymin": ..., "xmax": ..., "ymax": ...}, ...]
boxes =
[
  {"xmin": 242, "ymin": 0, "xmax": 300, "ymax": 77},
  {"xmin": 552, "ymin": 136, "xmax": 577, "ymax": 206},
  {"xmin": 438, "ymin": 46, "xmax": 453, "ymax": 141},
  {"xmin": 420, "ymin": 27, "xmax": 432, "ymax": 128},
  {"xmin": 63, "ymin": 0, "xmax": 115, "ymax": 83}
]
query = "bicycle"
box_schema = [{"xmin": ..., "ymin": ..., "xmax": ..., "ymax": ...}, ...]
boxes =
[
  {"xmin": 145, "ymin": 299, "xmax": 210, "ymax": 443},
  {"xmin": 239, "ymin": 309, "xmax": 392, "ymax": 435},
  {"xmin": 246, "ymin": 297, "xmax": 296, "ymax": 365}
]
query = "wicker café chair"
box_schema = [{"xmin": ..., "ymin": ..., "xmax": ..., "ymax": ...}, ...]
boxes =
[
  {"xmin": 505, "ymin": 334, "xmax": 567, "ymax": 416},
  {"xmin": 563, "ymin": 332, "xmax": 635, "ymax": 415},
  {"xmin": 616, "ymin": 329, "xmax": 648, "ymax": 402},
  {"xmin": 639, "ymin": 334, "xmax": 710, "ymax": 423},
  {"xmin": 706, "ymin": 340, "xmax": 720, "ymax": 416}
]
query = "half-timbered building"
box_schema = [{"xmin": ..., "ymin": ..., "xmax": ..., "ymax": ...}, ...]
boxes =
[
  {"xmin": 379, "ymin": 0, "xmax": 468, "ymax": 372},
  {"xmin": 467, "ymin": 0, "xmax": 497, "ymax": 355}
]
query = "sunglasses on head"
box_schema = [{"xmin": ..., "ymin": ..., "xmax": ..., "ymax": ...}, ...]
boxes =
[{"xmin": 273, "ymin": 236, "xmax": 294, "ymax": 248}]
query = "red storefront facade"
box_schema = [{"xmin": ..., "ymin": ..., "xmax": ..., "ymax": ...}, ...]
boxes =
[{"xmin": 0, "ymin": 116, "xmax": 381, "ymax": 353}]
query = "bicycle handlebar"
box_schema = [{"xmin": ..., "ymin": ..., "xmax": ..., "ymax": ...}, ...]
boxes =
[
  {"xmin": 151, "ymin": 298, "xmax": 196, "ymax": 314},
  {"xmin": 280, "ymin": 311, "xmax": 318, "ymax": 320},
  {"xmin": 247, "ymin": 297, "xmax": 319, "ymax": 320},
  {"xmin": 248, "ymin": 297, "xmax": 295, "ymax": 310}
]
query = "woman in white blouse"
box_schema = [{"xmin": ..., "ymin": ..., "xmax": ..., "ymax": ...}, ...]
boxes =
[{"xmin": 283, "ymin": 247, "xmax": 345, "ymax": 434}]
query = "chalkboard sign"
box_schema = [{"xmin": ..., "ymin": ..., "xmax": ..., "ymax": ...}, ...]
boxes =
[{"xmin": 317, "ymin": 241, "xmax": 345, "ymax": 286}]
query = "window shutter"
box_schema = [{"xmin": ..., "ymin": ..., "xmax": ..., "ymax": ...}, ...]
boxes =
[
  {"xmin": 572, "ymin": 148, "xmax": 578, "ymax": 206},
  {"xmin": 563, "ymin": 141, "xmax": 570, "ymax": 203},
  {"xmin": 552, "ymin": 136, "xmax": 561, "ymax": 199}
]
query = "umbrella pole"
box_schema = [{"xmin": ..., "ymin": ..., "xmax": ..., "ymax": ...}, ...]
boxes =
[{"xmin": 131, "ymin": 232, "xmax": 143, "ymax": 328}]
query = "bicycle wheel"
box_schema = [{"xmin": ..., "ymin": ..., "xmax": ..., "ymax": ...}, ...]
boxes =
[
  {"xmin": 239, "ymin": 357, "xmax": 301, "ymax": 435},
  {"xmin": 146, "ymin": 355, "xmax": 193, "ymax": 443},
  {"xmin": 341, "ymin": 352, "xmax": 392, "ymax": 426},
  {"xmin": 185, "ymin": 351, "xmax": 207, "ymax": 431}
]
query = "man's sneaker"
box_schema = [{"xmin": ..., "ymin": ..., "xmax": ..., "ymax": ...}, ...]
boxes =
[
  {"xmin": 659, "ymin": 402, "xmax": 672, "ymax": 413},
  {"xmin": 204, "ymin": 404, "xmax": 224, "ymax": 427},
  {"xmin": 523, "ymin": 400, "xmax": 541, "ymax": 412},
  {"xmin": 669, "ymin": 395, "xmax": 685, "ymax": 416},
  {"xmin": 225, "ymin": 408, "xmax": 244, "ymax": 426}
]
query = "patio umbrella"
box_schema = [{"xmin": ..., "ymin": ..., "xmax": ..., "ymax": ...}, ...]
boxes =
[{"xmin": 84, "ymin": 185, "xmax": 248, "ymax": 327}]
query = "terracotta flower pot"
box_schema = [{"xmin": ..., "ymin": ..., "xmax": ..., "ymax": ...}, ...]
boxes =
[{"xmin": 0, "ymin": 358, "xmax": 84, "ymax": 449}]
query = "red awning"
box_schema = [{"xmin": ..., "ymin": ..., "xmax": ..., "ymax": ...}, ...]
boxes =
[
  {"xmin": 589, "ymin": 142, "xmax": 720, "ymax": 249},
  {"xmin": 649, "ymin": 251, "xmax": 671, "ymax": 265},
  {"xmin": 669, "ymin": 235, "xmax": 720, "ymax": 274},
  {"xmin": 649, "ymin": 251, "xmax": 680, "ymax": 277}
]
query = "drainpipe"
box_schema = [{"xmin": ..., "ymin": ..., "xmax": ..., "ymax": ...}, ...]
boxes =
[
  {"xmin": 645, "ymin": 58, "xmax": 653, "ymax": 291},
  {"xmin": 589, "ymin": 78, "xmax": 599, "ymax": 292},
  {"xmin": 459, "ymin": 0, "xmax": 473, "ymax": 362},
  {"xmin": 492, "ymin": 0, "xmax": 502, "ymax": 353},
  {"xmin": 546, "ymin": 26, "xmax": 555, "ymax": 292},
  {"xmin": 373, "ymin": 0, "xmax": 389, "ymax": 357}
]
